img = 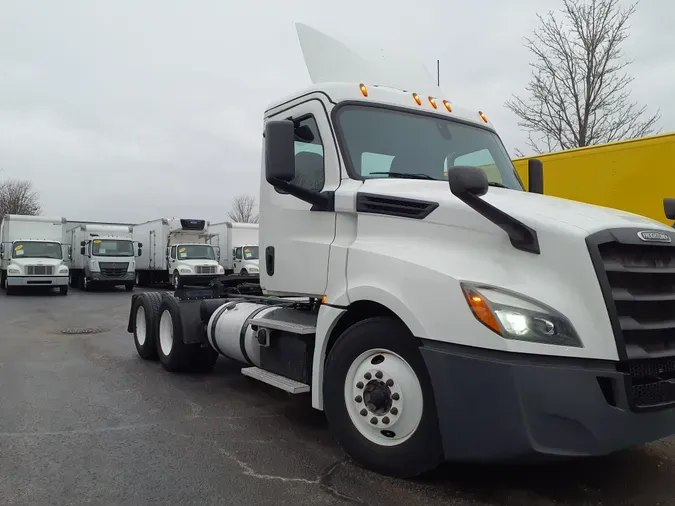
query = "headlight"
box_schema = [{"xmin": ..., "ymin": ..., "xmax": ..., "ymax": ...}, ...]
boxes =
[
  {"xmin": 7, "ymin": 267, "xmax": 20, "ymax": 274},
  {"xmin": 58, "ymin": 266, "xmax": 68, "ymax": 274},
  {"xmin": 248, "ymin": 267, "xmax": 259, "ymax": 273},
  {"xmin": 179, "ymin": 267, "xmax": 192, "ymax": 274},
  {"xmin": 461, "ymin": 283, "xmax": 582, "ymax": 348},
  {"xmin": 217, "ymin": 265, "xmax": 224, "ymax": 274}
]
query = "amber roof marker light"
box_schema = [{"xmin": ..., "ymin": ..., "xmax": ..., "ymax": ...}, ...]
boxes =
[
  {"xmin": 479, "ymin": 111, "xmax": 489, "ymax": 123},
  {"xmin": 412, "ymin": 93, "xmax": 422, "ymax": 105},
  {"xmin": 359, "ymin": 83, "xmax": 368, "ymax": 97},
  {"xmin": 443, "ymin": 100, "xmax": 452, "ymax": 112}
]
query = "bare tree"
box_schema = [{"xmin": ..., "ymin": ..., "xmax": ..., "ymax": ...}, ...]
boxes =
[
  {"xmin": 228, "ymin": 195, "xmax": 259, "ymax": 223},
  {"xmin": 506, "ymin": 0, "xmax": 660, "ymax": 154},
  {"xmin": 0, "ymin": 179, "xmax": 42, "ymax": 220}
]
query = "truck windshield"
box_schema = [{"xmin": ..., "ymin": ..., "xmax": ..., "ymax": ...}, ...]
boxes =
[
  {"xmin": 242, "ymin": 246, "xmax": 259, "ymax": 260},
  {"xmin": 334, "ymin": 104, "xmax": 524, "ymax": 190},
  {"xmin": 92, "ymin": 239, "xmax": 133, "ymax": 257},
  {"xmin": 12, "ymin": 241, "xmax": 62, "ymax": 259},
  {"xmin": 178, "ymin": 245, "xmax": 215, "ymax": 260}
]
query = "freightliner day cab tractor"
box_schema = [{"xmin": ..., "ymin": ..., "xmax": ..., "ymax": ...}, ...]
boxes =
[
  {"xmin": 0, "ymin": 214, "xmax": 69, "ymax": 295},
  {"xmin": 127, "ymin": 24, "xmax": 675, "ymax": 477},
  {"xmin": 65, "ymin": 223, "xmax": 139, "ymax": 291}
]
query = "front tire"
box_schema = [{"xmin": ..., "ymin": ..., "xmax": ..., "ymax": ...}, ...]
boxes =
[
  {"xmin": 240, "ymin": 269, "xmax": 248, "ymax": 276},
  {"xmin": 323, "ymin": 316, "xmax": 443, "ymax": 478},
  {"xmin": 172, "ymin": 271, "xmax": 182, "ymax": 290},
  {"xmin": 59, "ymin": 285, "xmax": 68, "ymax": 296}
]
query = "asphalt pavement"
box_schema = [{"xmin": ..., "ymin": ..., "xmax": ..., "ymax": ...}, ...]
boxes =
[{"xmin": 1, "ymin": 286, "xmax": 675, "ymax": 505}]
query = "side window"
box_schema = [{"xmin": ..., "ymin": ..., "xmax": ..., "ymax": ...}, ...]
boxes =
[
  {"xmin": 235, "ymin": 247, "xmax": 242, "ymax": 260},
  {"xmin": 170, "ymin": 246, "xmax": 176, "ymax": 259},
  {"xmin": 445, "ymin": 149, "xmax": 502, "ymax": 183},
  {"xmin": 279, "ymin": 115, "xmax": 325, "ymax": 193}
]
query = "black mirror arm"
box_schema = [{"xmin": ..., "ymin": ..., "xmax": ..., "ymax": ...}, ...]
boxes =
[
  {"xmin": 269, "ymin": 178, "xmax": 335, "ymax": 211},
  {"xmin": 454, "ymin": 191, "xmax": 540, "ymax": 254}
]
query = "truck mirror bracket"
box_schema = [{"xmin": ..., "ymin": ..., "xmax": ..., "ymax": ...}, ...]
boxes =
[{"xmin": 269, "ymin": 179, "xmax": 335, "ymax": 212}]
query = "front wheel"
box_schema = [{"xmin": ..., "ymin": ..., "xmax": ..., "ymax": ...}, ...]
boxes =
[
  {"xmin": 323, "ymin": 316, "xmax": 443, "ymax": 478},
  {"xmin": 59, "ymin": 285, "xmax": 68, "ymax": 296},
  {"xmin": 240, "ymin": 269, "xmax": 248, "ymax": 276},
  {"xmin": 172, "ymin": 272, "xmax": 182, "ymax": 290}
]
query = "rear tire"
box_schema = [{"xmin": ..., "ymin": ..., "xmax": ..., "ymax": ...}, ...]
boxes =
[
  {"xmin": 323, "ymin": 316, "xmax": 443, "ymax": 478},
  {"xmin": 156, "ymin": 296, "xmax": 196, "ymax": 372},
  {"xmin": 132, "ymin": 292, "xmax": 162, "ymax": 360}
]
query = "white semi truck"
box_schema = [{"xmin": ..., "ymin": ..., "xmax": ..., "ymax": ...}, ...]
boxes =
[
  {"xmin": 133, "ymin": 218, "xmax": 224, "ymax": 289},
  {"xmin": 64, "ymin": 223, "xmax": 138, "ymax": 291},
  {"xmin": 127, "ymin": 24, "xmax": 675, "ymax": 478},
  {"xmin": 0, "ymin": 214, "xmax": 69, "ymax": 295},
  {"xmin": 209, "ymin": 221, "xmax": 260, "ymax": 275}
]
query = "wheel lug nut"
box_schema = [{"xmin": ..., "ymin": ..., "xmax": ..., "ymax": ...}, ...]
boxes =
[
  {"xmin": 356, "ymin": 381, "xmax": 364, "ymax": 389},
  {"xmin": 392, "ymin": 393, "xmax": 400, "ymax": 401},
  {"xmin": 370, "ymin": 417, "xmax": 378, "ymax": 425},
  {"xmin": 375, "ymin": 371, "xmax": 383, "ymax": 379},
  {"xmin": 354, "ymin": 395, "xmax": 363, "ymax": 403},
  {"xmin": 386, "ymin": 379, "xmax": 394, "ymax": 387},
  {"xmin": 360, "ymin": 409, "xmax": 367, "ymax": 416},
  {"xmin": 390, "ymin": 407, "xmax": 399, "ymax": 415},
  {"xmin": 382, "ymin": 416, "xmax": 390, "ymax": 424},
  {"xmin": 364, "ymin": 373, "xmax": 372, "ymax": 380}
]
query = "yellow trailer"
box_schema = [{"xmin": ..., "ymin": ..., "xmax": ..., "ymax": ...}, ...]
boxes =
[{"xmin": 512, "ymin": 132, "xmax": 675, "ymax": 225}]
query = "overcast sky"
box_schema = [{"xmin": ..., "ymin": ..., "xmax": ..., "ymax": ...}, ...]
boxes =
[{"xmin": 0, "ymin": 0, "xmax": 672, "ymax": 223}]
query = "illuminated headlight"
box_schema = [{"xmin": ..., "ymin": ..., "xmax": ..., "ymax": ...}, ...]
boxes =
[
  {"xmin": 179, "ymin": 267, "xmax": 192, "ymax": 274},
  {"xmin": 461, "ymin": 283, "xmax": 582, "ymax": 348},
  {"xmin": 7, "ymin": 267, "xmax": 20, "ymax": 274},
  {"xmin": 217, "ymin": 265, "xmax": 224, "ymax": 274},
  {"xmin": 58, "ymin": 266, "xmax": 69, "ymax": 274}
]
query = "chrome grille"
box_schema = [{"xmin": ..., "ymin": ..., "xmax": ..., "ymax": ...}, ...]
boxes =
[
  {"xmin": 25, "ymin": 265, "xmax": 54, "ymax": 275},
  {"xmin": 99, "ymin": 262, "xmax": 129, "ymax": 278},
  {"xmin": 195, "ymin": 265, "xmax": 217, "ymax": 274}
]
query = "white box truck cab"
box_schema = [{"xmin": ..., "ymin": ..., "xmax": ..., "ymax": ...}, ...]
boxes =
[
  {"xmin": 0, "ymin": 214, "xmax": 69, "ymax": 295},
  {"xmin": 133, "ymin": 218, "xmax": 224, "ymax": 289},
  {"xmin": 209, "ymin": 221, "xmax": 260, "ymax": 275},
  {"xmin": 127, "ymin": 24, "xmax": 675, "ymax": 478},
  {"xmin": 65, "ymin": 223, "xmax": 138, "ymax": 291}
]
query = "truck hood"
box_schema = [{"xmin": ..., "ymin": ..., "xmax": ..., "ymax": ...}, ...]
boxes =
[
  {"xmin": 177, "ymin": 259, "xmax": 219, "ymax": 265},
  {"xmin": 10, "ymin": 257, "xmax": 63, "ymax": 267},
  {"xmin": 358, "ymin": 179, "xmax": 671, "ymax": 235}
]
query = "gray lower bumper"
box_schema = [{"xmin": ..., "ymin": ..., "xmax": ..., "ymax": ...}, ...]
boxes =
[
  {"xmin": 90, "ymin": 272, "xmax": 134, "ymax": 283},
  {"xmin": 420, "ymin": 340, "xmax": 675, "ymax": 462},
  {"xmin": 7, "ymin": 275, "xmax": 69, "ymax": 287}
]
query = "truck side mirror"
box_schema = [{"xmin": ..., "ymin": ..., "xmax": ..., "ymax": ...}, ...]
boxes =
[
  {"xmin": 80, "ymin": 246, "xmax": 85, "ymax": 255},
  {"xmin": 448, "ymin": 166, "xmax": 489, "ymax": 197},
  {"xmin": 264, "ymin": 119, "xmax": 295, "ymax": 184},
  {"xmin": 527, "ymin": 158, "xmax": 544, "ymax": 194},
  {"xmin": 138, "ymin": 242, "xmax": 143, "ymax": 248},
  {"xmin": 137, "ymin": 248, "xmax": 142, "ymax": 257},
  {"xmin": 664, "ymin": 198, "xmax": 675, "ymax": 220},
  {"xmin": 80, "ymin": 241, "xmax": 86, "ymax": 246}
]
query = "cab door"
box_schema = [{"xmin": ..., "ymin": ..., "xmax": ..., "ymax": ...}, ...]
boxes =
[{"xmin": 259, "ymin": 97, "xmax": 340, "ymax": 297}]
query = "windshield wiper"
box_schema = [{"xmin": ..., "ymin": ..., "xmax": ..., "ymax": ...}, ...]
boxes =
[
  {"xmin": 488, "ymin": 182, "xmax": 509, "ymax": 189},
  {"xmin": 369, "ymin": 172, "xmax": 436, "ymax": 180}
]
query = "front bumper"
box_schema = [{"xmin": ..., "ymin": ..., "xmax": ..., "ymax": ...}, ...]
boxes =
[
  {"xmin": 90, "ymin": 271, "xmax": 135, "ymax": 283},
  {"xmin": 7, "ymin": 275, "xmax": 69, "ymax": 287},
  {"xmin": 420, "ymin": 340, "xmax": 675, "ymax": 462},
  {"xmin": 179, "ymin": 274, "xmax": 220, "ymax": 286}
]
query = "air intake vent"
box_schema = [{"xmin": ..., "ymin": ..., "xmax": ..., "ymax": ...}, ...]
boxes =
[
  {"xmin": 356, "ymin": 193, "xmax": 438, "ymax": 219},
  {"xmin": 180, "ymin": 219, "xmax": 206, "ymax": 231}
]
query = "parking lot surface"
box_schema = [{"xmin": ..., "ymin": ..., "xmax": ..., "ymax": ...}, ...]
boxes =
[{"xmin": 2, "ymin": 287, "xmax": 675, "ymax": 505}]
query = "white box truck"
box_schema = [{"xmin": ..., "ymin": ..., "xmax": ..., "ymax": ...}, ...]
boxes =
[
  {"xmin": 209, "ymin": 222, "xmax": 259, "ymax": 275},
  {"xmin": 127, "ymin": 23, "xmax": 675, "ymax": 478},
  {"xmin": 64, "ymin": 223, "xmax": 138, "ymax": 291},
  {"xmin": 0, "ymin": 214, "xmax": 69, "ymax": 295},
  {"xmin": 133, "ymin": 218, "xmax": 224, "ymax": 289}
]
